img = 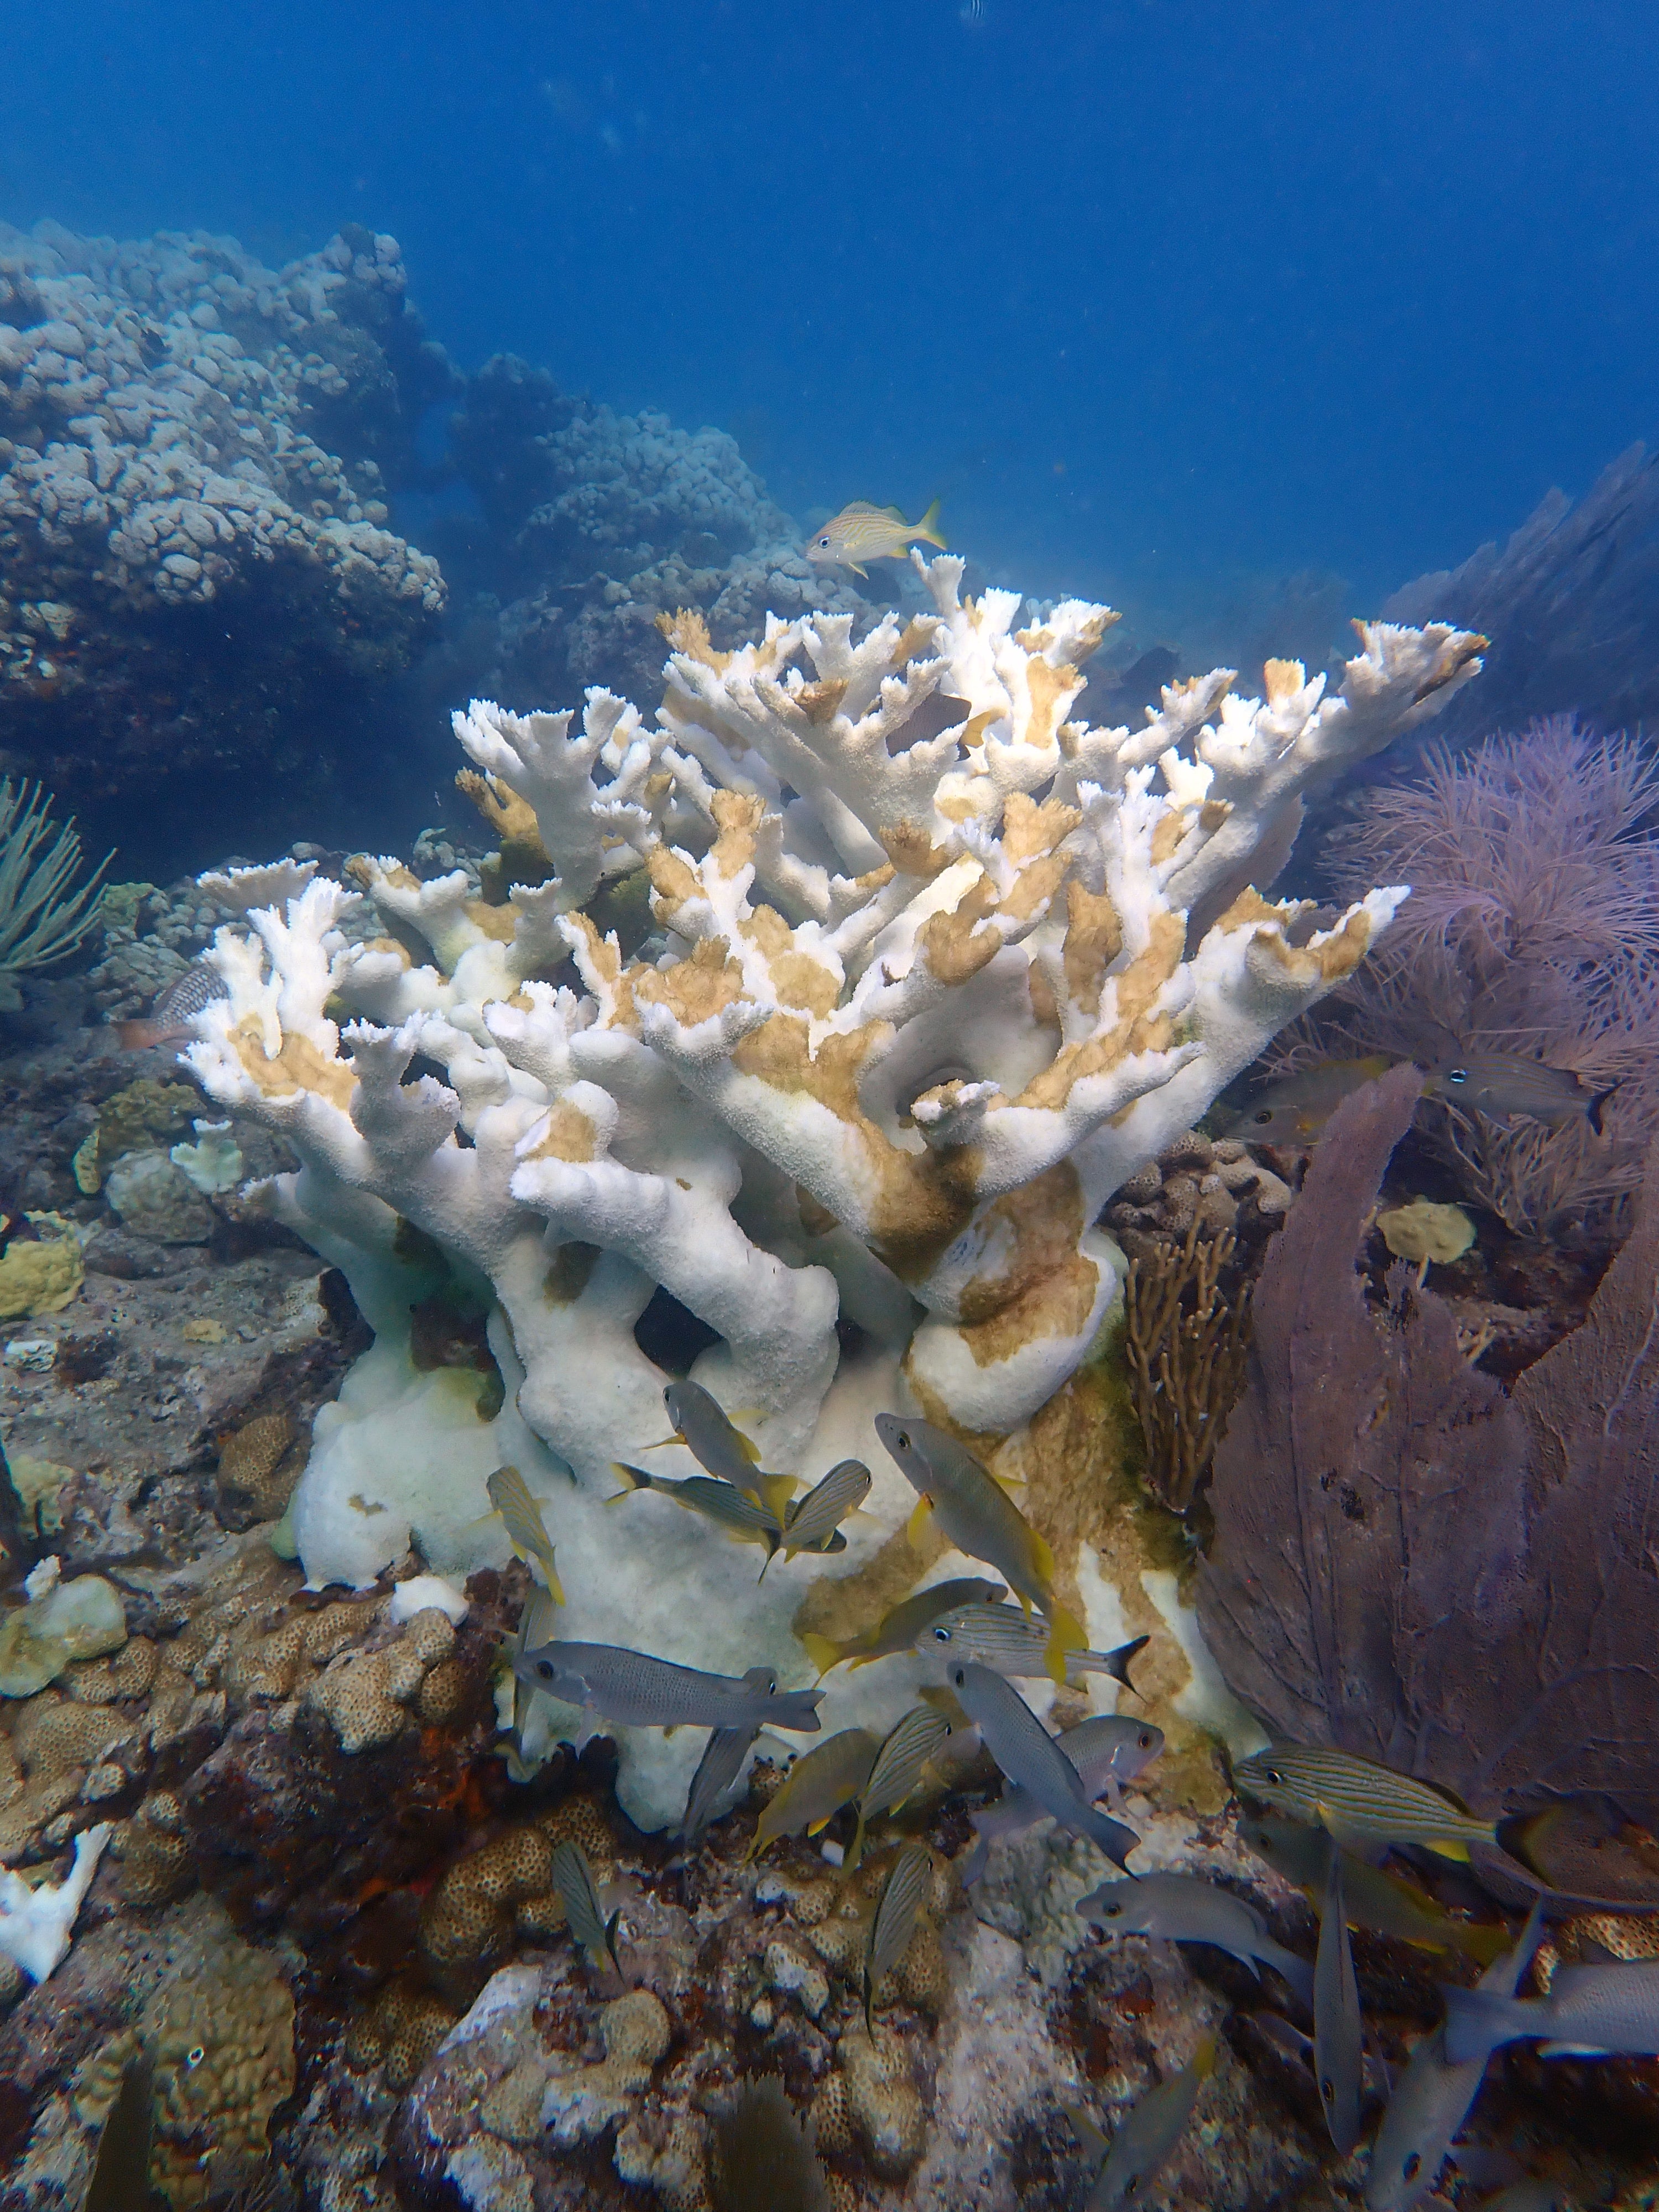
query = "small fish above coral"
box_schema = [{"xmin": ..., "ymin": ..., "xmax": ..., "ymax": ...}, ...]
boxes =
[{"xmin": 804, "ymin": 498, "xmax": 946, "ymax": 576}]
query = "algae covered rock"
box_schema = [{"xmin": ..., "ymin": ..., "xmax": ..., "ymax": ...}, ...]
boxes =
[
  {"xmin": 0, "ymin": 1222, "xmax": 83, "ymax": 1320},
  {"xmin": 105, "ymin": 1151, "xmax": 215, "ymax": 1244},
  {"xmin": 0, "ymin": 1575, "xmax": 127, "ymax": 1698}
]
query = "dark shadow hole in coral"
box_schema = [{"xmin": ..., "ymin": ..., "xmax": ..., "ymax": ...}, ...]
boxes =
[
  {"xmin": 887, "ymin": 691, "xmax": 971, "ymax": 754},
  {"xmin": 632, "ymin": 1286, "xmax": 722, "ymax": 1378}
]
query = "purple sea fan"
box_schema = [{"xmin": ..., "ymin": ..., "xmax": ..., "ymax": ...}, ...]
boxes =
[{"xmin": 1305, "ymin": 717, "xmax": 1659, "ymax": 1236}]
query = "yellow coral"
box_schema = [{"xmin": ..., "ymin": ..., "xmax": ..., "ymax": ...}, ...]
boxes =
[{"xmin": 0, "ymin": 1228, "xmax": 82, "ymax": 1318}]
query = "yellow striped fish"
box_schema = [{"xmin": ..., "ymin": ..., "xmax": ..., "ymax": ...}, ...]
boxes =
[
  {"xmin": 550, "ymin": 1838, "xmax": 622, "ymax": 1978},
  {"xmin": 849, "ymin": 1704, "xmax": 952, "ymax": 1871},
  {"xmin": 766, "ymin": 1459, "xmax": 871, "ymax": 1574},
  {"xmin": 798, "ymin": 1577, "xmax": 1007, "ymax": 1677},
  {"xmin": 1233, "ymin": 1744, "xmax": 1499, "ymax": 1862},
  {"xmin": 608, "ymin": 1462, "xmax": 782, "ymax": 1566},
  {"xmin": 864, "ymin": 1841, "xmax": 933, "ymax": 2033},
  {"xmin": 486, "ymin": 1464, "xmax": 565, "ymax": 1603},
  {"xmin": 805, "ymin": 498, "xmax": 946, "ymax": 577}
]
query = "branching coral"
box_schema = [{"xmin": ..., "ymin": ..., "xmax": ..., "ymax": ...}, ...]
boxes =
[
  {"xmin": 179, "ymin": 552, "xmax": 1481, "ymax": 1824},
  {"xmin": 0, "ymin": 779, "xmax": 109, "ymax": 1011},
  {"xmin": 1308, "ymin": 717, "xmax": 1659, "ymax": 1236}
]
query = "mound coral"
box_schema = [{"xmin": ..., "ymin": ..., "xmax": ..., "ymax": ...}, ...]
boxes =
[{"xmin": 179, "ymin": 556, "xmax": 1481, "ymax": 1823}]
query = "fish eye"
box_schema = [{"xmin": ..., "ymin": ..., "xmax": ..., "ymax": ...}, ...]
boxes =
[
  {"xmin": 931, "ymin": 1626, "xmax": 952, "ymax": 1642},
  {"xmin": 186, "ymin": 2046, "xmax": 206, "ymax": 2068},
  {"xmin": 1252, "ymin": 1108, "xmax": 1272, "ymax": 1124},
  {"xmin": 1138, "ymin": 1731, "xmax": 1154, "ymax": 1749},
  {"xmin": 536, "ymin": 1660, "xmax": 555, "ymax": 1680},
  {"xmin": 896, "ymin": 1430, "xmax": 911, "ymax": 1450},
  {"xmin": 1447, "ymin": 1067, "xmax": 1468, "ymax": 1084},
  {"xmin": 1402, "ymin": 2154, "xmax": 1421, "ymax": 2182},
  {"xmin": 1103, "ymin": 1902, "xmax": 1122, "ymax": 1917},
  {"xmin": 817, "ymin": 535, "xmax": 831, "ymax": 546},
  {"xmin": 1262, "ymin": 1766, "xmax": 1281, "ymax": 1783}
]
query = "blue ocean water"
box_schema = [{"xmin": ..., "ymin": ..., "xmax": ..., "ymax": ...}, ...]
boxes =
[{"xmin": 5, "ymin": 0, "xmax": 1656, "ymax": 630}]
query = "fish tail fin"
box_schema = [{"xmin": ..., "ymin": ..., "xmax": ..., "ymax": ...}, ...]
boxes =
[
  {"xmin": 540, "ymin": 1553, "xmax": 566, "ymax": 1608},
  {"xmin": 760, "ymin": 1473, "xmax": 796, "ymax": 1521},
  {"xmin": 1108, "ymin": 1632, "xmax": 1151, "ymax": 1694},
  {"xmin": 915, "ymin": 497, "xmax": 946, "ymax": 548},
  {"xmin": 1440, "ymin": 1984, "xmax": 1530, "ymax": 2067},
  {"xmin": 1590, "ymin": 1082, "xmax": 1620, "ymax": 1134},
  {"xmin": 906, "ymin": 1496, "xmax": 934, "ymax": 1548},
  {"xmin": 799, "ymin": 1632, "xmax": 844, "ymax": 1677},
  {"xmin": 607, "ymin": 1463, "xmax": 650, "ymax": 1499},
  {"xmin": 847, "ymin": 1810, "xmax": 868, "ymax": 1873}
]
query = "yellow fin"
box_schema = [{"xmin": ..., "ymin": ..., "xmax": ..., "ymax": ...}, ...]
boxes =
[
  {"xmin": 848, "ymin": 559, "xmax": 868, "ymax": 578},
  {"xmin": 915, "ymin": 495, "xmax": 946, "ymax": 548},
  {"xmin": 806, "ymin": 1815, "xmax": 832, "ymax": 1836},
  {"xmin": 760, "ymin": 1474, "xmax": 797, "ymax": 1521},
  {"xmin": 1042, "ymin": 1603, "xmax": 1088, "ymax": 1687},
  {"xmin": 799, "ymin": 1631, "xmax": 844, "ymax": 1677},
  {"xmin": 906, "ymin": 1495, "xmax": 934, "ymax": 1547},
  {"xmin": 540, "ymin": 1556, "xmax": 566, "ymax": 1608},
  {"xmin": 638, "ymin": 1435, "xmax": 681, "ymax": 1453},
  {"xmin": 846, "ymin": 1809, "xmax": 868, "ymax": 1871},
  {"xmin": 1030, "ymin": 1528, "xmax": 1058, "ymax": 1586},
  {"xmin": 1423, "ymin": 1839, "xmax": 1473, "ymax": 1863}
]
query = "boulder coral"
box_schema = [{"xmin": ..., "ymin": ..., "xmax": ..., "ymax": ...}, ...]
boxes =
[{"xmin": 180, "ymin": 554, "xmax": 1484, "ymax": 1825}]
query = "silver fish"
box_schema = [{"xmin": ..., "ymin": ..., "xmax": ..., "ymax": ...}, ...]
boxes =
[
  {"xmin": 1365, "ymin": 1905, "xmax": 1545, "ymax": 2212},
  {"xmin": 1315, "ymin": 1850, "xmax": 1365, "ymax": 2154},
  {"xmin": 799, "ymin": 1576, "xmax": 1007, "ymax": 1676},
  {"xmin": 608, "ymin": 1462, "xmax": 782, "ymax": 1563},
  {"xmin": 773, "ymin": 1459, "xmax": 870, "ymax": 1568},
  {"xmin": 745, "ymin": 1726, "xmax": 881, "ymax": 1864},
  {"xmin": 551, "ymin": 1838, "xmax": 622, "ymax": 1976},
  {"xmin": 1078, "ymin": 1872, "xmax": 1314, "ymax": 2006},
  {"xmin": 962, "ymin": 1715, "xmax": 1164, "ymax": 1885},
  {"xmin": 680, "ymin": 1665, "xmax": 777, "ymax": 1843},
  {"xmin": 1442, "ymin": 1955, "xmax": 1659, "ymax": 2064},
  {"xmin": 947, "ymin": 1661, "xmax": 1139, "ymax": 1870},
  {"xmin": 1423, "ymin": 1048, "xmax": 1614, "ymax": 1133},
  {"xmin": 1063, "ymin": 2034, "xmax": 1217, "ymax": 2211},
  {"xmin": 487, "ymin": 1464, "xmax": 566, "ymax": 1600},
  {"xmin": 1240, "ymin": 1813, "xmax": 1510, "ymax": 1966},
  {"xmin": 849, "ymin": 1704, "xmax": 953, "ymax": 1870},
  {"xmin": 864, "ymin": 1841, "xmax": 933, "ymax": 2032},
  {"xmin": 916, "ymin": 1603, "xmax": 1147, "ymax": 1691},
  {"xmin": 515, "ymin": 1639, "xmax": 822, "ymax": 1736}
]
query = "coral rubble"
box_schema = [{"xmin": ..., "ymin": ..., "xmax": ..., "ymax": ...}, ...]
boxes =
[{"xmin": 176, "ymin": 564, "xmax": 1481, "ymax": 1824}]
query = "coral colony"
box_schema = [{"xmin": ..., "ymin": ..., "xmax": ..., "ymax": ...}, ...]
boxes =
[
  {"xmin": 181, "ymin": 554, "xmax": 1481, "ymax": 1821},
  {"xmin": 9, "ymin": 216, "xmax": 1659, "ymax": 2212}
]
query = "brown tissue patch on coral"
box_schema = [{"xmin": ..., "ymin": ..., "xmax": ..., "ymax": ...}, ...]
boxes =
[
  {"xmin": 231, "ymin": 1018, "xmax": 355, "ymax": 1113},
  {"xmin": 517, "ymin": 1098, "xmax": 599, "ymax": 1165},
  {"xmin": 456, "ymin": 768, "xmax": 555, "ymax": 900},
  {"xmin": 1062, "ymin": 879, "xmax": 1124, "ymax": 1019},
  {"xmin": 418, "ymin": 1795, "xmax": 615, "ymax": 2004},
  {"xmin": 952, "ymin": 1161, "xmax": 1095, "ymax": 1348},
  {"xmin": 1015, "ymin": 909, "xmax": 1185, "ymax": 1114},
  {"xmin": 1150, "ymin": 810, "xmax": 1190, "ymax": 867},
  {"xmin": 544, "ymin": 1239, "xmax": 601, "ymax": 1305},
  {"xmin": 145, "ymin": 1907, "xmax": 294, "ymax": 2210},
  {"xmin": 634, "ymin": 936, "xmax": 749, "ymax": 1029},
  {"xmin": 460, "ymin": 898, "xmax": 519, "ymax": 945},
  {"xmin": 408, "ymin": 1293, "xmax": 505, "ymax": 1420},
  {"xmin": 916, "ymin": 873, "xmax": 1000, "ymax": 988},
  {"xmin": 741, "ymin": 905, "xmax": 842, "ymax": 1019},
  {"xmin": 878, "ymin": 821, "xmax": 956, "ymax": 879},
  {"xmin": 656, "ymin": 606, "xmax": 733, "ymax": 672},
  {"xmin": 795, "ymin": 679, "xmax": 849, "ymax": 728}
]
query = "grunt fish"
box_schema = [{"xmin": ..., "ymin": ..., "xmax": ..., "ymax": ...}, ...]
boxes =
[
  {"xmin": 769, "ymin": 1459, "xmax": 871, "ymax": 1571},
  {"xmin": 487, "ymin": 1464, "xmax": 566, "ymax": 1603},
  {"xmin": 609, "ymin": 1462, "xmax": 782, "ymax": 1564},
  {"xmin": 962, "ymin": 1714, "xmax": 1164, "ymax": 1885},
  {"xmin": 1227, "ymin": 1056, "xmax": 1397, "ymax": 1145},
  {"xmin": 1233, "ymin": 1744, "xmax": 1499, "ymax": 1862},
  {"xmin": 849, "ymin": 1704, "xmax": 954, "ymax": 1870},
  {"xmin": 1442, "ymin": 1955, "xmax": 1659, "ymax": 2064},
  {"xmin": 515, "ymin": 1639, "xmax": 823, "ymax": 1737},
  {"xmin": 1063, "ymin": 2034, "xmax": 1217, "ymax": 2211},
  {"xmin": 551, "ymin": 1837, "xmax": 622, "ymax": 1978},
  {"xmin": 651, "ymin": 1381, "xmax": 795, "ymax": 1518},
  {"xmin": 798, "ymin": 1577, "xmax": 1006, "ymax": 1676},
  {"xmin": 1240, "ymin": 1812, "xmax": 1509, "ymax": 1965},
  {"xmin": 1078, "ymin": 1871, "xmax": 1314, "ymax": 2006},
  {"xmin": 680, "ymin": 1666, "xmax": 778, "ymax": 1843},
  {"xmin": 1314, "ymin": 1851, "xmax": 1365, "ymax": 2154},
  {"xmin": 864, "ymin": 1840, "xmax": 933, "ymax": 2032},
  {"xmin": 745, "ymin": 1726, "xmax": 881, "ymax": 1864},
  {"xmin": 112, "ymin": 958, "xmax": 229, "ymax": 1051},
  {"xmin": 1423, "ymin": 1047, "xmax": 1615, "ymax": 1133},
  {"xmin": 916, "ymin": 1603, "xmax": 1147, "ymax": 1692},
  {"xmin": 805, "ymin": 498, "xmax": 946, "ymax": 577},
  {"xmin": 1364, "ymin": 1905, "xmax": 1545, "ymax": 2212},
  {"xmin": 947, "ymin": 1661, "xmax": 1139, "ymax": 1870},
  {"xmin": 874, "ymin": 1413, "xmax": 1087, "ymax": 1682}
]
